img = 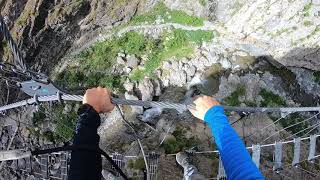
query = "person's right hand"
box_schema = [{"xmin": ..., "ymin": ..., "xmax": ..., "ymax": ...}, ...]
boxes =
[
  {"xmin": 83, "ymin": 87, "xmax": 115, "ymax": 113},
  {"xmin": 188, "ymin": 96, "xmax": 220, "ymax": 120}
]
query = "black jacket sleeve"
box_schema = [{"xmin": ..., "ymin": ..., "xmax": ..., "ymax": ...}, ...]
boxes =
[{"xmin": 68, "ymin": 104, "xmax": 102, "ymax": 180}]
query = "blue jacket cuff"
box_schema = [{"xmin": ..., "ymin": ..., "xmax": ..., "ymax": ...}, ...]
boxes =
[{"xmin": 204, "ymin": 105, "xmax": 225, "ymax": 122}]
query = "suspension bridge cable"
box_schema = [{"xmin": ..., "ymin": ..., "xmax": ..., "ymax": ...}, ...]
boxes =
[
  {"xmin": 115, "ymin": 105, "xmax": 150, "ymax": 175},
  {"xmin": 285, "ymin": 121, "xmax": 320, "ymax": 140},
  {"xmin": 1, "ymin": 93, "xmax": 320, "ymax": 116},
  {"xmin": 245, "ymin": 116, "xmax": 285, "ymax": 142},
  {"xmin": 262, "ymin": 112, "xmax": 320, "ymax": 143},
  {"xmin": 0, "ymin": 16, "xmax": 26, "ymax": 71}
]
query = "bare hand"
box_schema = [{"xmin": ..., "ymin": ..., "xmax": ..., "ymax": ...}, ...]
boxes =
[
  {"xmin": 83, "ymin": 87, "xmax": 114, "ymax": 113},
  {"xmin": 189, "ymin": 96, "xmax": 220, "ymax": 120}
]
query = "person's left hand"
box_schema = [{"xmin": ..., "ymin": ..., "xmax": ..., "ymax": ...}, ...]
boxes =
[{"xmin": 83, "ymin": 87, "xmax": 115, "ymax": 113}]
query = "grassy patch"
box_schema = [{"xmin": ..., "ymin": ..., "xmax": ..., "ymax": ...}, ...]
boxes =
[
  {"xmin": 131, "ymin": 29, "xmax": 213, "ymax": 81},
  {"xmin": 259, "ymin": 89, "xmax": 286, "ymax": 107},
  {"xmin": 131, "ymin": 2, "xmax": 204, "ymax": 26},
  {"xmin": 56, "ymin": 69, "xmax": 125, "ymax": 93},
  {"xmin": 162, "ymin": 126, "xmax": 199, "ymax": 154},
  {"xmin": 223, "ymin": 85, "xmax": 246, "ymax": 106},
  {"xmin": 58, "ymin": 28, "xmax": 213, "ymax": 85},
  {"xmin": 31, "ymin": 104, "xmax": 78, "ymax": 143}
]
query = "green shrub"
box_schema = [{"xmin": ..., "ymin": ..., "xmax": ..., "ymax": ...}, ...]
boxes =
[
  {"xmin": 163, "ymin": 126, "xmax": 199, "ymax": 154},
  {"xmin": 118, "ymin": 32, "xmax": 146, "ymax": 56},
  {"xmin": 223, "ymin": 85, "xmax": 246, "ymax": 106},
  {"xmin": 259, "ymin": 89, "xmax": 286, "ymax": 107}
]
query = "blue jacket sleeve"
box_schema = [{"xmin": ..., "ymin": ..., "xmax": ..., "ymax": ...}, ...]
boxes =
[{"xmin": 204, "ymin": 106, "xmax": 264, "ymax": 180}]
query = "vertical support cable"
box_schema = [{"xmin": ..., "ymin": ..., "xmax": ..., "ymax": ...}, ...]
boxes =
[
  {"xmin": 292, "ymin": 137, "xmax": 301, "ymax": 167},
  {"xmin": 252, "ymin": 144, "xmax": 261, "ymax": 168},
  {"xmin": 217, "ymin": 156, "xmax": 226, "ymax": 179},
  {"xmin": 40, "ymin": 154, "xmax": 49, "ymax": 180},
  {"xmin": 273, "ymin": 141, "xmax": 283, "ymax": 171},
  {"xmin": 308, "ymin": 135, "xmax": 317, "ymax": 162},
  {"xmin": 111, "ymin": 152, "xmax": 125, "ymax": 177},
  {"xmin": 60, "ymin": 152, "xmax": 68, "ymax": 180},
  {"xmin": 147, "ymin": 152, "xmax": 159, "ymax": 180}
]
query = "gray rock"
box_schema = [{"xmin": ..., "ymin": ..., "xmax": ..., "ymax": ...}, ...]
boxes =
[
  {"xmin": 102, "ymin": 170, "xmax": 117, "ymax": 180},
  {"xmin": 124, "ymin": 93, "xmax": 143, "ymax": 115},
  {"xmin": 184, "ymin": 64, "xmax": 196, "ymax": 78},
  {"xmin": 142, "ymin": 107, "xmax": 163, "ymax": 122},
  {"xmin": 117, "ymin": 56, "xmax": 126, "ymax": 65},
  {"xmin": 169, "ymin": 70, "xmax": 187, "ymax": 87},
  {"xmin": 118, "ymin": 52, "xmax": 126, "ymax": 57},
  {"xmin": 152, "ymin": 79, "xmax": 162, "ymax": 96},
  {"xmin": 241, "ymin": 74, "xmax": 260, "ymax": 102},
  {"xmin": 126, "ymin": 55, "xmax": 140, "ymax": 68},
  {"xmin": 123, "ymin": 67, "xmax": 132, "ymax": 73},
  {"xmin": 123, "ymin": 81, "xmax": 134, "ymax": 92},
  {"xmin": 138, "ymin": 78, "xmax": 154, "ymax": 101}
]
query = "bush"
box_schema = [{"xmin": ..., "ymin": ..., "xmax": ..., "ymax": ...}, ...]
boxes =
[
  {"xmin": 163, "ymin": 126, "xmax": 199, "ymax": 154},
  {"xmin": 223, "ymin": 85, "xmax": 246, "ymax": 106}
]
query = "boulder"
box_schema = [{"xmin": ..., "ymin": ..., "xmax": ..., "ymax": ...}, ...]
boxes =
[
  {"xmin": 168, "ymin": 70, "xmax": 187, "ymax": 87},
  {"xmin": 138, "ymin": 78, "xmax": 154, "ymax": 101},
  {"xmin": 126, "ymin": 55, "xmax": 140, "ymax": 68},
  {"xmin": 123, "ymin": 80, "xmax": 134, "ymax": 92}
]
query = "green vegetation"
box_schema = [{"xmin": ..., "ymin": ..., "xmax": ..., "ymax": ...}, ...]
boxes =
[
  {"xmin": 303, "ymin": 20, "xmax": 313, "ymax": 27},
  {"xmin": 199, "ymin": 0, "xmax": 207, "ymax": 6},
  {"xmin": 51, "ymin": 105, "xmax": 78, "ymax": 142},
  {"xmin": 131, "ymin": 29, "xmax": 213, "ymax": 81},
  {"xmin": 303, "ymin": 2, "xmax": 312, "ymax": 17},
  {"xmin": 259, "ymin": 89, "xmax": 286, "ymax": 107},
  {"xmin": 131, "ymin": 2, "xmax": 204, "ymax": 26},
  {"xmin": 58, "ymin": 29, "xmax": 213, "ymax": 86},
  {"xmin": 223, "ymin": 85, "xmax": 246, "ymax": 106},
  {"xmin": 163, "ymin": 126, "xmax": 199, "ymax": 154},
  {"xmin": 128, "ymin": 158, "xmax": 146, "ymax": 170},
  {"xmin": 30, "ymin": 104, "xmax": 78, "ymax": 143}
]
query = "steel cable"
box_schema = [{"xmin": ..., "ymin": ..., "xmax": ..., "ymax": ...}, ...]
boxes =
[
  {"xmin": 262, "ymin": 112, "xmax": 320, "ymax": 143},
  {"xmin": 0, "ymin": 16, "xmax": 26, "ymax": 71}
]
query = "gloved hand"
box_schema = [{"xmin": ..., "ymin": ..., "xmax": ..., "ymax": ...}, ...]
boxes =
[
  {"xmin": 189, "ymin": 96, "xmax": 220, "ymax": 120},
  {"xmin": 83, "ymin": 87, "xmax": 114, "ymax": 113}
]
